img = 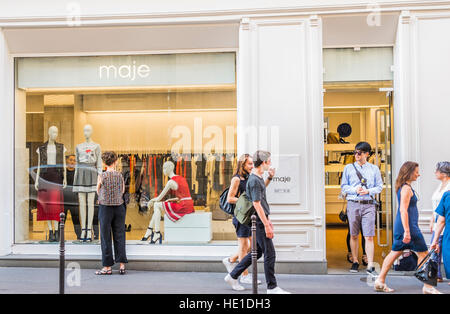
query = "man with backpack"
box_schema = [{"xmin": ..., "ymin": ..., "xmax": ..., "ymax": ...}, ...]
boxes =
[
  {"xmin": 341, "ymin": 142, "xmax": 383, "ymax": 274},
  {"xmin": 224, "ymin": 150, "xmax": 291, "ymax": 294}
]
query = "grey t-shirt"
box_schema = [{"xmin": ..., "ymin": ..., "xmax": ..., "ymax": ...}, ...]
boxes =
[{"xmin": 246, "ymin": 173, "xmax": 270, "ymax": 216}]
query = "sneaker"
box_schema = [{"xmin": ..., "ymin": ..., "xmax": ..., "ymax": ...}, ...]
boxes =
[
  {"xmin": 366, "ymin": 267, "xmax": 377, "ymax": 276},
  {"xmin": 350, "ymin": 262, "xmax": 359, "ymax": 273},
  {"xmin": 222, "ymin": 257, "xmax": 237, "ymax": 274},
  {"xmin": 224, "ymin": 274, "xmax": 245, "ymax": 291},
  {"xmin": 423, "ymin": 286, "xmax": 442, "ymax": 294},
  {"xmin": 267, "ymin": 286, "xmax": 291, "ymax": 294},
  {"xmin": 240, "ymin": 274, "xmax": 262, "ymax": 285}
]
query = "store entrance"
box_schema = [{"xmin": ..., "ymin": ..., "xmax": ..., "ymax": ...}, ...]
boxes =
[{"xmin": 323, "ymin": 82, "xmax": 394, "ymax": 273}]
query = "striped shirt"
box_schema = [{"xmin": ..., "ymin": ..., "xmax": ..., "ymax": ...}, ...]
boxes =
[{"xmin": 98, "ymin": 170, "xmax": 124, "ymax": 206}]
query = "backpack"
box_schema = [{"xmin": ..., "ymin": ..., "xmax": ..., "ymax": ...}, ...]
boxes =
[
  {"xmin": 234, "ymin": 191, "xmax": 255, "ymax": 226},
  {"xmin": 219, "ymin": 187, "xmax": 235, "ymax": 215}
]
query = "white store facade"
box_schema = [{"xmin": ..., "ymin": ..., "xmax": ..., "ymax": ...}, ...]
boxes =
[{"xmin": 0, "ymin": 0, "xmax": 449, "ymax": 273}]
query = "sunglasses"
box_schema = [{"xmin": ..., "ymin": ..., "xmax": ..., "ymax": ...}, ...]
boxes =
[{"xmin": 354, "ymin": 150, "xmax": 366, "ymax": 156}]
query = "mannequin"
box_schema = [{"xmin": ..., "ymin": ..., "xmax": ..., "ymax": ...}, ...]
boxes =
[
  {"xmin": 35, "ymin": 126, "xmax": 67, "ymax": 242},
  {"xmin": 73, "ymin": 124, "xmax": 102, "ymax": 242},
  {"xmin": 142, "ymin": 161, "xmax": 194, "ymax": 244}
]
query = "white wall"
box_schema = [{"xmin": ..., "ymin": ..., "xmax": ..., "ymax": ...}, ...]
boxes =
[
  {"xmin": 394, "ymin": 11, "xmax": 450, "ymax": 238},
  {"xmin": 0, "ymin": 30, "xmax": 14, "ymax": 255},
  {"xmin": 239, "ymin": 16, "xmax": 324, "ymax": 262},
  {"xmin": 0, "ymin": 0, "xmax": 437, "ymax": 20}
]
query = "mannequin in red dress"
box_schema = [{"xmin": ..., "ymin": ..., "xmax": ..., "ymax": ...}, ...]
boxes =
[{"xmin": 141, "ymin": 160, "xmax": 194, "ymax": 244}]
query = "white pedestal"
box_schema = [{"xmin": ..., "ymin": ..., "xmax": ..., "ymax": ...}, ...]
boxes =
[{"xmin": 164, "ymin": 212, "xmax": 212, "ymax": 244}]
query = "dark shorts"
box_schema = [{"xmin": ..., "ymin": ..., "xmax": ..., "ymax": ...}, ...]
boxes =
[
  {"xmin": 392, "ymin": 231, "xmax": 428, "ymax": 252},
  {"xmin": 232, "ymin": 217, "xmax": 251, "ymax": 238}
]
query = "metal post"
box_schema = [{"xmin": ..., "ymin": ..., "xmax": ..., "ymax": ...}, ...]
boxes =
[
  {"xmin": 59, "ymin": 212, "xmax": 65, "ymax": 295},
  {"xmin": 251, "ymin": 215, "xmax": 257, "ymax": 294}
]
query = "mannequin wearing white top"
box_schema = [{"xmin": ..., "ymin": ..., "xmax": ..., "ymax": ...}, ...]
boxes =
[
  {"xmin": 35, "ymin": 126, "xmax": 67, "ymax": 236},
  {"xmin": 142, "ymin": 161, "xmax": 179, "ymax": 244},
  {"xmin": 75, "ymin": 125, "xmax": 102, "ymax": 242}
]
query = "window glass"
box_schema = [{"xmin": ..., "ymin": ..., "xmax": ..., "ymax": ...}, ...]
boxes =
[{"xmin": 15, "ymin": 52, "xmax": 238, "ymax": 245}]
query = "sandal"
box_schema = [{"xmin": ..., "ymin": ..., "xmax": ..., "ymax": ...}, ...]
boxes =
[
  {"xmin": 374, "ymin": 280, "xmax": 394, "ymax": 293},
  {"xmin": 119, "ymin": 267, "xmax": 126, "ymax": 275},
  {"xmin": 362, "ymin": 254, "xmax": 368, "ymax": 266},
  {"xmin": 95, "ymin": 268, "xmax": 112, "ymax": 275},
  {"xmin": 347, "ymin": 252, "xmax": 353, "ymax": 264}
]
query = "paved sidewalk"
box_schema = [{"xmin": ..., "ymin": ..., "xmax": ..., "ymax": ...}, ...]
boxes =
[{"xmin": 0, "ymin": 267, "xmax": 449, "ymax": 294}]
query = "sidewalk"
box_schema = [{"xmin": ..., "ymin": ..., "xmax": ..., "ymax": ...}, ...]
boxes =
[{"xmin": 0, "ymin": 267, "xmax": 449, "ymax": 294}]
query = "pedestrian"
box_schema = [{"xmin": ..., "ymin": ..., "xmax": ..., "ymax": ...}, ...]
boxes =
[
  {"xmin": 95, "ymin": 151, "xmax": 128, "ymax": 275},
  {"xmin": 429, "ymin": 161, "xmax": 450, "ymax": 282},
  {"xmin": 374, "ymin": 161, "xmax": 441, "ymax": 294},
  {"xmin": 224, "ymin": 150, "xmax": 290, "ymax": 294},
  {"xmin": 431, "ymin": 190, "xmax": 450, "ymax": 286},
  {"xmin": 341, "ymin": 142, "xmax": 383, "ymax": 274},
  {"xmin": 222, "ymin": 154, "xmax": 261, "ymax": 285},
  {"xmin": 346, "ymin": 224, "xmax": 367, "ymax": 265}
]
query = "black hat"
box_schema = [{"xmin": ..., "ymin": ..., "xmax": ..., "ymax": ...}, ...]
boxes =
[{"xmin": 337, "ymin": 123, "xmax": 352, "ymax": 138}]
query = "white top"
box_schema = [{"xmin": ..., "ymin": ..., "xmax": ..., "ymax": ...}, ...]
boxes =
[{"xmin": 432, "ymin": 181, "xmax": 450, "ymax": 232}]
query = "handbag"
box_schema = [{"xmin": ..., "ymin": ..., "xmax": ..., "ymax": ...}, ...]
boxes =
[
  {"xmin": 339, "ymin": 201, "xmax": 348, "ymax": 223},
  {"xmin": 414, "ymin": 249, "xmax": 439, "ymax": 286},
  {"xmin": 219, "ymin": 187, "xmax": 235, "ymax": 215},
  {"xmin": 394, "ymin": 250, "xmax": 418, "ymax": 271},
  {"xmin": 234, "ymin": 191, "xmax": 255, "ymax": 226}
]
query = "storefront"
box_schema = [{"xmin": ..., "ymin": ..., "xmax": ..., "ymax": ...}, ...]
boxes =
[{"xmin": 1, "ymin": 1, "xmax": 449, "ymax": 273}]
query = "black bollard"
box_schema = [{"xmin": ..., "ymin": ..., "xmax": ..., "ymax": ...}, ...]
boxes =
[
  {"xmin": 251, "ymin": 215, "xmax": 257, "ymax": 294},
  {"xmin": 59, "ymin": 212, "xmax": 65, "ymax": 295}
]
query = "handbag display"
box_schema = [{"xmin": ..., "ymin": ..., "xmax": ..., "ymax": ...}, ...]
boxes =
[{"xmin": 414, "ymin": 249, "xmax": 439, "ymax": 286}]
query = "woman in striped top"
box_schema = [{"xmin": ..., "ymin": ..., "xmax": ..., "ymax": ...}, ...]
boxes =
[{"xmin": 95, "ymin": 151, "xmax": 128, "ymax": 275}]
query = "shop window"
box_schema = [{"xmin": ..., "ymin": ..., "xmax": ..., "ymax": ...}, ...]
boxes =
[{"xmin": 15, "ymin": 52, "xmax": 238, "ymax": 245}]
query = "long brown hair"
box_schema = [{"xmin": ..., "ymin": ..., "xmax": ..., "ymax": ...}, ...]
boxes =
[
  {"xmin": 235, "ymin": 154, "xmax": 251, "ymax": 178},
  {"xmin": 395, "ymin": 161, "xmax": 419, "ymax": 192}
]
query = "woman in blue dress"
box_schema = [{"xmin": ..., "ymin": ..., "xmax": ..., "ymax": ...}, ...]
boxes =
[
  {"xmin": 374, "ymin": 161, "xmax": 441, "ymax": 294},
  {"xmin": 431, "ymin": 190, "xmax": 450, "ymax": 285}
]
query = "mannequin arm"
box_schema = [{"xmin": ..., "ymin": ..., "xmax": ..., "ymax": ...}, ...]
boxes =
[
  {"xmin": 63, "ymin": 146, "xmax": 67, "ymax": 188},
  {"xmin": 35, "ymin": 151, "xmax": 41, "ymax": 191},
  {"xmin": 148, "ymin": 180, "xmax": 178, "ymax": 208},
  {"xmin": 96, "ymin": 144, "xmax": 102, "ymax": 175}
]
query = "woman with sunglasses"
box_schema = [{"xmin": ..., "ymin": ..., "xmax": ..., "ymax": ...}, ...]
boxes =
[{"xmin": 374, "ymin": 161, "xmax": 441, "ymax": 293}]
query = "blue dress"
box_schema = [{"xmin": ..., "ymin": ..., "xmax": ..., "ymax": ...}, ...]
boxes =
[
  {"xmin": 435, "ymin": 191, "xmax": 450, "ymax": 279},
  {"xmin": 392, "ymin": 184, "xmax": 428, "ymax": 252}
]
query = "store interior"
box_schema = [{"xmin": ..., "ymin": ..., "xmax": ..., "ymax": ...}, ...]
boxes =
[
  {"xmin": 20, "ymin": 86, "xmax": 239, "ymax": 244},
  {"xmin": 323, "ymin": 81, "xmax": 394, "ymax": 271}
]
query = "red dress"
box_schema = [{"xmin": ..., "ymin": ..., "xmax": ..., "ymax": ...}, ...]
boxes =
[
  {"xmin": 37, "ymin": 168, "xmax": 64, "ymax": 221},
  {"xmin": 163, "ymin": 175, "xmax": 194, "ymax": 222}
]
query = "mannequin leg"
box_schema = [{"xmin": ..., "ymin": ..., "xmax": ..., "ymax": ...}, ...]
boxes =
[
  {"xmin": 143, "ymin": 217, "xmax": 155, "ymax": 239},
  {"xmin": 87, "ymin": 192, "xmax": 95, "ymax": 240},
  {"xmin": 47, "ymin": 220, "xmax": 54, "ymax": 241},
  {"xmin": 78, "ymin": 193, "xmax": 87, "ymax": 240},
  {"xmin": 151, "ymin": 202, "xmax": 165, "ymax": 242}
]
